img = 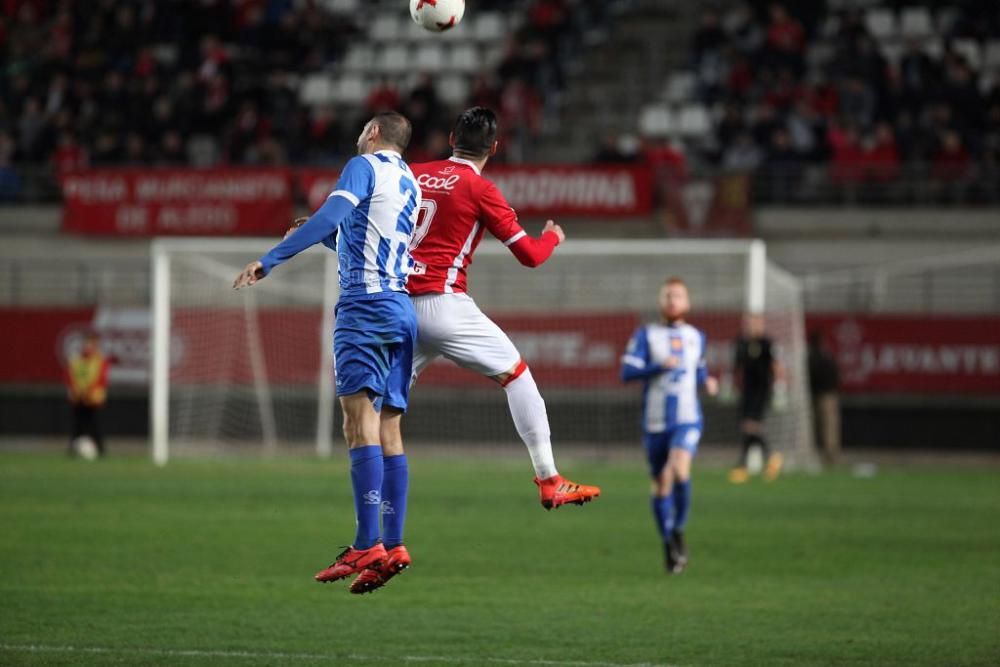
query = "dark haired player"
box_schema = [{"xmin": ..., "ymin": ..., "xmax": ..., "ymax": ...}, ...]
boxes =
[
  {"xmin": 349, "ymin": 107, "xmax": 603, "ymax": 592},
  {"xmin": 728, "ymin": 314, "xmax": 785, "ymax": 484}
]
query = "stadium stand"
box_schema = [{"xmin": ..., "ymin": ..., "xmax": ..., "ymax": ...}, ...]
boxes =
[
  {"xmin": 633, "ymin": 1, "xmax": 1000, "ymax": 204},
  {"xmin": 0, "ymin": 0, "xmax": 620, "ymax": 201}
]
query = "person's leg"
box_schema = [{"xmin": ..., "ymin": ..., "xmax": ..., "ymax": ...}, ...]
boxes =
[
  {"xmin": 379, "ymin": 409, "xmax": 408, "ymax": 549},
  {"xmin": 668, "ymin": 430, "xmax": 697, "ymax": 534},
  {"xmin": 69, "ymin": 404, "xmax": 84, "ymax": 455},
  {"xmin": 817, "ymin": 393, "xmax": 841, "ymax": 464},
  {"xmin": 437, "ymin": 295, "xmax": 558, "ymax": 479},
  {"xmin": 495, "ymin": 360, "xmax": 557, "ymax": 480},
  {"xmin": 341, "ymin": 392, "xmax": 384, "ymax": 550},
  {"xmin": 645, "ymin": 433, "xmax": 672, "ymax": 543},
  {"xmin": 89, "ymin": 406, "xmax": 106, "ymax": 455}
]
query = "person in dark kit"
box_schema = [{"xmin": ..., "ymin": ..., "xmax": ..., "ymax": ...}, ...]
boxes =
[
  {"xmin": 729, "ymin": 314, "xmax": 784, "ymax": 483},
  {"xmin": 64, "ymin": 332, "xmax": 110, "ymax": 457},
  {"xmin": 808, "ymin": 330, "xmax": 841, "ymax": 465}
]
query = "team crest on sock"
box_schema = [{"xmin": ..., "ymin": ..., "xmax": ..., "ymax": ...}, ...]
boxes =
[
  {"xmin": 381, "ymin": 500, "xmax": 395, "ymax": 515},
  {"xmin": 363, "ymin": 489, "xmax": 381, "ymax": 505}
]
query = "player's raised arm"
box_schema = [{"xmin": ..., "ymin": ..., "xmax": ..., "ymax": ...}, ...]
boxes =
[
  {"xmin": 479, "ymin": 182, "xmax": 562, "ymax": 268},
  {"xmin": 621, "ymin": 326, "xmax": 667, "ymax": 382},
  {"xmin": 232, "ymin": 156, "xmax": 374, "ymax": 290}
]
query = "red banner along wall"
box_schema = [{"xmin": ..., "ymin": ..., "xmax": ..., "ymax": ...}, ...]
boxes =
[
  {"xmin": 61, "ymin": 169, "xmax": 293, "ymax": 236},
  {"xmin": 4, "ymin": 308, "xmax": 1000, "ymax": 395}
]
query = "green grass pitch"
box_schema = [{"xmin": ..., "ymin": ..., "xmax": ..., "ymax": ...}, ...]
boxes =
[{"xmin": 1, "ymin": 452, "xmax": 998, "ymax": 666}]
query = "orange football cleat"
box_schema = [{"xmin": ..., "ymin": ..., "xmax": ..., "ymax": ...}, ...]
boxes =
[
  {"xmin": 349, "ymin": 544, "xmax": 411, "ymax": 595},
  {"xmin": 314, "ymin": 543, "xmax": 387, "ymax": 583},
  {"xmin": 534, "ymin": 474, "xmax": 601, "ymax": 510}
]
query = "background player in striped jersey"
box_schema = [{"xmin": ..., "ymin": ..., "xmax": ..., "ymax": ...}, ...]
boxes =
[
  {"xmin": 234, "ymin": 112, "xmax": 418, "ymax": 595},
  {"xmin": 621, "ymin": 277, "xmax": 719, "ymax": 573},
  {"xmin": 402, "ymin": 107, "xmax": 600, "ymax": 510}
]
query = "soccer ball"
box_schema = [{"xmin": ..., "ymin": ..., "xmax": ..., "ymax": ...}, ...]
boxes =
[
  {"xmin": 74, "ymin": 436, "xmax": 99, "ymax": 461},
  {"xmin": 409, "ymin": 0, "xmax": 465, "ymax": 32}
]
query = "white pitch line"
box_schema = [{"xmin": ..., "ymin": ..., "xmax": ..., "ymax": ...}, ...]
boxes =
[{"xmin": 0, "ymin": 643, "xmax": 683, "ymax": 667}]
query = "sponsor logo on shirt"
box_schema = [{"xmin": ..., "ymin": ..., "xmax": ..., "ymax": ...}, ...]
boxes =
[{"xmin": 416, "ymin": 174, "xmax": 461, "ymax": 191}]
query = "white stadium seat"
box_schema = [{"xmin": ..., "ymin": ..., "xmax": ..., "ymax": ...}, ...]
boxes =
[
  {"xmin": 415, "ymin": 43, "xmax": 446, "ymax": 72},
  {"xmin": 899, "ymin": 7, "xmax": 933, "ymax": 39},
  {"xmin": 341, "ymin": 45, "xmax": 374, "ymax": 72},
  {"xmin": 300, "ymin": 74, "xmax": 336, "ymax": 105},
  {"xmin": 865, "ymin": 9, "xmax": 896, "ymax": 40},
  {"xmin": 665, "ymin": 72, "xmax": 696, "ymax": 105},
  {"xmin": 638, "ymin": 105, "xmax": 675, "ymax": 138},
  {"xmin": 377, "ymin": 45, "xmax": 411, "ymax": 74},
  {"xmin": 370, "ymin": 14, "xmax": 401, "ymax": 42},
  {"xmin": 334, "ymin": 75, "xmax": 368, "ymax": 105},
  {"xmin": 438, "ymin": 75, "xmax": 471, "ymax": 106},
  {"xmin": 984, "ymin": 40, "xmax": 1000, "ymax": 69},
  {"xmin": 678, "ymin": 105, "xmax": 712, "ymax": 139},
  {"xmin": 448, "ymin": 44, "xmax": 481, "ymax": 74},
  {"xmin": 953, "ymin": 39, "xmax": 982, "ymax": 70},
  {"xmin": 324, "ymin": 0, "xmax": 360, "ymax": 13},
  {"xmin": 473, "ymin": 13, "xmax": 507, "ymax": 42}
]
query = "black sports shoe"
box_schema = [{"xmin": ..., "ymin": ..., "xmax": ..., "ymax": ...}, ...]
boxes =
[
  {"xmin": 668, "ymin": 530, "xmax": 687, "ymax": 574},
  {"xmin": 663, "ymin": 539, "xmax": 677, "ymax": 573}
]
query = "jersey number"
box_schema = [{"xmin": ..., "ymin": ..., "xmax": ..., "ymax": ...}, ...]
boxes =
[{"xmin": 409, "ymin": 199, "xmax": 437, "ymax": 251}]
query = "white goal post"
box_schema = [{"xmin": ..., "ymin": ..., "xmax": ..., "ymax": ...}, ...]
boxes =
[{"xmin": 150, "ymin": 238, "xmax": 816, "ymax": 470}]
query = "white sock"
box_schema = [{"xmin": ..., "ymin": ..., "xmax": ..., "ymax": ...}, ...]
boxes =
[{"xmin": 502, "ymin": 368, "xmax": 558, "ymax": 479}]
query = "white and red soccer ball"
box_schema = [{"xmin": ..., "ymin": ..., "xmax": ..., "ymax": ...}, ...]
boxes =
[{"xmin": 409, "ymin": 0, "xmax": 465, "ymax": 32}]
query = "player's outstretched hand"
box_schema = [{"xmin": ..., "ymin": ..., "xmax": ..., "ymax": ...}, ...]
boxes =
[
  {"xmin": 233, "ymin": 261, "xmax": 265, "ymax": 290},
  {"xmin": 705, "ymin": 376, "xmax": 720, "ymax": 396},
  {"xmin": 543, "ymin": 220, "xmax": 565, "ymax": 244},
  {"xmin": 284, "ymin": 216, "xmax": 309, "ymax": 240}
]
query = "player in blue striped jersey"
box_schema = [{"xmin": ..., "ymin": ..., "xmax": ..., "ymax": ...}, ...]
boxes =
[
  {"xmin": 233, "ymin": 112, "xmax": 419, "ymax": 593},
  {"xmin": 621, "ymin": 277, "xmax": 719, "ymax": 573}
]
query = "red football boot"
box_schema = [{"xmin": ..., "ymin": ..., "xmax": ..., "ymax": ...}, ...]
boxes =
[
  {"xmin": 349, "ymin": 544, "xmax": 411, "ymax": 595},
  {"xmin": 534, "ymin": 474, "xmax": 601, "ymax": 510},
  {"xmin": 314, "ymin": 543, "xmax": 387, "ymax": 583}
]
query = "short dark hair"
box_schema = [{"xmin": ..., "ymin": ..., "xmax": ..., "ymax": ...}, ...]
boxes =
[
  {"xmin": 372, "ymin": 111, "xmax": 412, "ymax": 152},
  {"xmin": 452, "ymin": 107, "xmax": 497, "ymax": 159}
]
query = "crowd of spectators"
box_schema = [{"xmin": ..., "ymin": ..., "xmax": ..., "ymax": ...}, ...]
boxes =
[
  {"xmin": 685, "ymin": 0, "xmax": 1000, "ymax": 192},
  {"xmin": 0, "ymin": 0, "xmax": 614, "ymax": 200}
]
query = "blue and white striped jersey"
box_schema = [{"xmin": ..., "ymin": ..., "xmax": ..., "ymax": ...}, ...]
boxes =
[
  {"xmin": 259, "ymin": 149, "xmax": 420, "ymax": 299},
  {"xmin": 621, "ymin": 322, "xmax": 709, "ymax": 433},
  {"xmin": 332, "ymin": 150, "xmax": 420, "ymax": 297}
]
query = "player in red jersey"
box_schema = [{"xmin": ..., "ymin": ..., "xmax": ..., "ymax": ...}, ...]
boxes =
[
  {"xmin": 321, "ymin": 108, "xmax": 600, "ymax": 595},
  {"xmin": 405, "ymin": 107, "xmax": 600, "ymax": 508}
]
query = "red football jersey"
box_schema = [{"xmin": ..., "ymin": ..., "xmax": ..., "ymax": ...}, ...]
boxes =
[{"xmin": 408, "ymin": 157, "xmax": 528, "ymax": 295}]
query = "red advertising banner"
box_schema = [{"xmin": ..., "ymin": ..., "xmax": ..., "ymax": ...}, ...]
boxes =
[
  {"xmin": 298, "ymin": 168, "xmax": 341, "ymax": 213},
  {"xmin": 5, "ymin": 308, "xmax": 999, "ymax": 395},
  {"xmin": 298, "ymin": 165, "xmax": 654, "ymax": 217},
  {"xmin": 808, "ymin": 314, "xmax": 1000, "ymax": 394},
  {"xmin": 61, "ymin": 169, "xmax": 293, "ymax": 236}
]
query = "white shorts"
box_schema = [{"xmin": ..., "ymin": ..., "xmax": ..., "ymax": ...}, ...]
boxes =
[{"xmin": 411, "ymin": 292, "xmax": 521, "ymax": 381}]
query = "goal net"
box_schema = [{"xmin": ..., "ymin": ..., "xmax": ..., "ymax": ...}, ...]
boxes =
[{"xmin": 151, "ymin": 239, "xmax": 817, "ymax": 470}]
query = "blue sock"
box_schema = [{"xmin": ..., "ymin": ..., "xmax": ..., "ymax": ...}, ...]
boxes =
[
  {"xmin": 381, "ymin": 454, "xmax": 408, "ymax": 548},
  {"xmin": 651, "ymin": 495, "xmax": 674, "ymax": 542},
  {"xmin": 673, "ymin": 479, "xmax": 692, "ymax": 532},
  {"xmin": 349, "ymin": 445, "xmax": 383, "ymax": 549}
]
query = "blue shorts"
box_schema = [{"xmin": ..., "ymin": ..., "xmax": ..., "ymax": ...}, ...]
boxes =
[
  {"xmin": 642, "ymin": 425, "xmax": 702, "ymax": 477},
  {"xmin": 334, "ymin": 291, "xmax": 417, "ymax": 412}
]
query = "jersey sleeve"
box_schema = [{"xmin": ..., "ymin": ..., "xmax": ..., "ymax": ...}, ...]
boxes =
[
  {"xmin": 478, "ymin": 181, "xmax": 526, "ymax": 246},
  {"xmin": 621, "ymin": 326, "xmax": 663, "ymax": 382},
  {"xmin": 696, "ymin": 330, "xmax": 709, "ymax": 386},
  {"xmin": 330, "ymin": 155, "xmax": 376, "ymax": 206},
  {"xmin": 259, "ymin": 188, "xmax": 358, "ymax": 275}
]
